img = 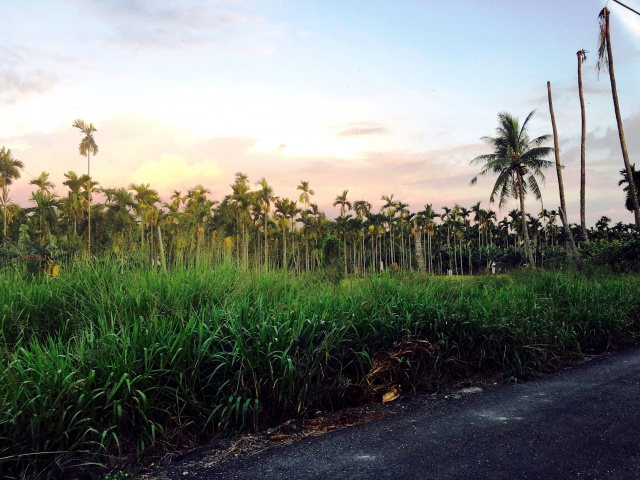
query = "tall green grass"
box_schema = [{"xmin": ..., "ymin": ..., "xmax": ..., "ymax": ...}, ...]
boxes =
[{"xmin": 1, "ymin": 262, "xmax": 639, "ymax": 478}]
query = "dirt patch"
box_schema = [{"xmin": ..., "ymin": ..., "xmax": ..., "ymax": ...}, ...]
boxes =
[{"xmin": 136, "ymin": 404, "xmax": 390, "ymax": 480}]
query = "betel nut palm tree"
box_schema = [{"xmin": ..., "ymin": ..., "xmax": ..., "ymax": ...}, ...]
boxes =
[
  {"xmin": 73, "ymin": 119, "xmax": 99, "ymax": 254},
  {"xmin": 333, "ymin": 189, "xmax": 351, "ymax": 273},
  {"xmin": 470, "ymin": 111, "xmax": 554, "ymax": 268},
  {"xmin": 256, "ymin": 178, "xmax": 274, "ymax": 270},
  {"xmin": 0, "ymin": 146, "xmax": 24, "ymax": 240},
  {"xmin": 597, "ymin": 7, "xmax": 640, "ymax": 230},
  {"xmin": 29, "ymin": 171, "xmax": 55, "ymax": 196}
]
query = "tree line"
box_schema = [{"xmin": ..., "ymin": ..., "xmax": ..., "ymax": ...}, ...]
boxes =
[{"xmin": 0, "ymin": 6, "xmax": 637, "ymax": 274}]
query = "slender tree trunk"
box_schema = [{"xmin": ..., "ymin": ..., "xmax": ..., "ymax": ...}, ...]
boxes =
[
  {"xmin": 428, "ymin": 232, "xmax": 432, "ymax": 274},
  {"xmin": 343, "ymin": 229, "xmax": 347, "ymax": 274},
  {"xmin": 548, "ymin": 81, "xmax": 583, "ymax": 270},
  {"xmin": 140, "ymin": 218, "xmax": 145, "ymax": 260},
  {"xmin": 283, "ymin": 225, "xmax": 287, "ymax": 270},
  {"xmin": 264, "ymin": 215, "xmax": 269, "ymax": 271},
  {"xmin": 414, "ymin": 218, "xmax": 426, "ymax": 274},
  {"xmin": 516, "ymin": 171, "xmax": 535, "ymax": 267},
  {"xmin": 157, "ymin": 223, "xmax": 167, "ymax": 274},
  {"xmin": 577, "ymin": 50, "xmax": 587, "ymax": 238},
  {"xmin": 87, "ymin": 151, "xmax": 91, "ymax": 256},
  {"xmin": 603, "ymin": 9, "xmax": 640, "ymax": 230},
  {"xmin": 2, "ymin": 186, "xmax": 7, "ymax": 240}
]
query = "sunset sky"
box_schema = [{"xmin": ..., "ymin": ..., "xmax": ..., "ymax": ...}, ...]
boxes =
[{"xmin": 1, "ymin": 0, "xmax": 639, "ymax": 225}]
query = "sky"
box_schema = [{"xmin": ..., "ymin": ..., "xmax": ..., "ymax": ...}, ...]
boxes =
[{"xmin": 1, "ymin": 0, "xmax": 639, "ymax": 226}]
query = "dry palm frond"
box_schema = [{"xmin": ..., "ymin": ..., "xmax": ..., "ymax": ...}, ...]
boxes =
[
  {"xmin": 360, "ymin": 338, "xmax": 436, "ymax": 401},
  {"xmin": 596, "ymin": 8, "xmax": 609, "ymax": 78}
]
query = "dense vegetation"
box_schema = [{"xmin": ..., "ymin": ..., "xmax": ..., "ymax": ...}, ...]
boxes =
[
  {"xmin": 1, "ymin": 260, "xmax": 640, "ymax": 478},
  {"xmin": 1, "ymin": 6, "xmax": 639, "ymax": 478}
]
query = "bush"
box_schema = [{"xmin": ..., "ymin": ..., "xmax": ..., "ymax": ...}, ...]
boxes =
[
  {"xmin": 580, "ymin": 237, "xmax": 640, "ymax": 272},
  {"xmin": 320, "ymin": 235, "xmax": 344, "ymax": 284}
]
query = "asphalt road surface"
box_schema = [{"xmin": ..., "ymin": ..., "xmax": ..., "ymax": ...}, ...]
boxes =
[{"xmin": 153, "ymin": 344, "xmax": 640, "ymax": 479}]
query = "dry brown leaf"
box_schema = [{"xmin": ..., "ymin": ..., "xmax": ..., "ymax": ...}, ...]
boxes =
[
  {"xmin": 269, "ymin": 434, "xmax": 290, "ymax": 441},
  {"xmin": 382, "ymin": 388, "xmax": 400, "ymax": 403}
]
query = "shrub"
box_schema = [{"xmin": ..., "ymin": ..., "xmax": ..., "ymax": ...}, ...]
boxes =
[{"xmin": 320, "ymin": 235, "xmax": 344, "ymax": 284}]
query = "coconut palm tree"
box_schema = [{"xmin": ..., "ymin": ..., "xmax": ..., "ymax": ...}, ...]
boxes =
[
  {"xmin": 577, "ymin": 49, "xmax": 588, "ymax": 237},
  {"xmin": 470, "ymin": 111, "xmax": 554, "ymax": 267},
  {"xmin": 73, "ymin": 119, "xmax": 99, "ymax": 254},
  {"xmin": 597, "ymin": 7, "xmax": 640, "ymax": 230},
  {"xmin": 0, "ymin": 146, "xmax": 24, "ymax": 240},
  {"xmin": 618, "ymin": 164, "xmax": 640, "ymax": 213}
]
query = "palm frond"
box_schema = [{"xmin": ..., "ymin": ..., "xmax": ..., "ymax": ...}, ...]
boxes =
[
  {"xmin": 596, "ymin": 8, "xmax": 609, "ymax": 78},
  {"xmin": 527, "ymin": 174, "xmax": 543, "ymax": 200}
]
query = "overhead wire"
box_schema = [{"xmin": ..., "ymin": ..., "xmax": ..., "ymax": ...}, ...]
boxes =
[{"xmin": 612, "ymin": 0, "xmax": 640, "ymax": 16}]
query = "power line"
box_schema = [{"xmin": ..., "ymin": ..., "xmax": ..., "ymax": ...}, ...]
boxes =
[{"xmin": 612, "ymin": 0, "xmax": 640, "ymax": 16}]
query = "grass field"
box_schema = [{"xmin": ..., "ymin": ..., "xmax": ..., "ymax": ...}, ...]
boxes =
[{"xmin": 2, "ymin": 261, "xmax": 640, "ymax": 478}]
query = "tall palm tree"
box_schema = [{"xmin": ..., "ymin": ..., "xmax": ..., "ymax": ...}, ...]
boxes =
[
  {"xmin": 470, "ymin": 111, "xmax": 554, "ymax": 267},
  {"xmin": 62, "ymin": 171, "xmax": 90, "ymax": 235},
  {"xmin": 128, "ymin": 183, "xmax": 159, "ymax": 259},
  {"xmin": 419, "ymin": 204, "xmax": 437, "ymax": 273},
  {"xmin": 255, "ymin": 178, "xmax": 274, "ymax": 270},
  {"xmin": 73, "ymin": 119, "xmax": 99, "ymax": 254},
  {"xmin": 381, "ymin": 194, "xmax": 396, "ymax": 265},
  {"xmin": 297, "ymin": 180, "xmax": 314, "ymax": 212},
  {"xmin": 28, "ymin": 191, "xmax": 60, "ymax": 245},
  {"xmin": 297, "ymin": 181, "xmax": 315, "ymax": 270},
  {"xmin": 0, "ymin": 146, "xmax": 24, "ymax": 239},
  {"xmin": 334, "ymin": 190, "xmax": 352, "ymax": 273},
  {"xmin": 577, "ymin": 49, "xmax": 588, "ymax": 237},
  {"xmin": 597, "ymin": 7, "xmax": 640, "ymax": 230},
  {"xmin": 353, "ymin": 200, "xmax": 372, "ymax": 272},
  {"xmin": 274, "ymin": 198, "xmax": 290, "ymax": 269},
  {"xmin": 396, "ymin": 201, "xmax": 410, "ymax": 269}
]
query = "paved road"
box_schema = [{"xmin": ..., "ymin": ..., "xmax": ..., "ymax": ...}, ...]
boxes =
[{"xmin": 162, "ymin": 345, "xmax": 640, "ymax": 479}]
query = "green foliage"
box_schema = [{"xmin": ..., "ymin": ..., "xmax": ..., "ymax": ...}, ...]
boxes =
[
  {"xmin": 320, "ymin": 234, "xmax": 345, "ymax": 284},
  {"xmin": 1, "ymin": 263, "xmax": 640, "ymax": 478},
  {"xmin": 580, "ymin": 237, "xmax": 640, "ymax": 272}
]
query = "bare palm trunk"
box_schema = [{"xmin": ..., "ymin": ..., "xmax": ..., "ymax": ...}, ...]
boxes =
[
  {"xmin": 547, "ymin": 81, "xmax": 583, "ymax": 270},
  {"xmin": 601, "ymin": 8, "xmax": 640, "ymax": 230},
  {"xmin": 577, "ymin": 50, "xmax": 587, "ymax": 238}
]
